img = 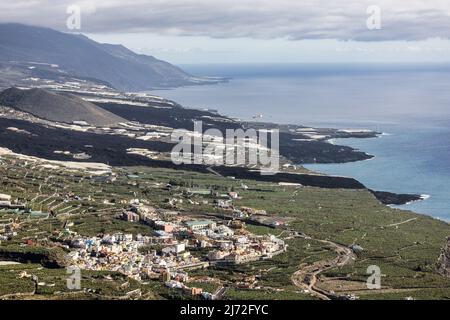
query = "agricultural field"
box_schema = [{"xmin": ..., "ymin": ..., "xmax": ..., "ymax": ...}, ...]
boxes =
[{"xmin": 1, "ymin": 157, "xmax": 450, "ymax": 300}]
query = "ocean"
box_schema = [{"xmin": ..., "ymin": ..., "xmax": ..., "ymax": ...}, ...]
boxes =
[{"xmin": 150, "ymin": 63, "xmax": 450, "ymax": 221}]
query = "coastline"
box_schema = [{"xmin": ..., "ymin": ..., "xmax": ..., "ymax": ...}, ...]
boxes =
[
  {"xmin": 0, "ymin": 83, "xmax": 434, "ymax": 213},
  {"xmin": 397, "ymin": 194, "xmax": 431, "ymax": 206},
  {"xmin": 305, "ymin": 132, "xmax": 437, "ymax": 216}
]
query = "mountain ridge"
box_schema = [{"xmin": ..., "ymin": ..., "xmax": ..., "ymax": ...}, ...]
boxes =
[{"xmin": 0, "ymin": 23, "xmax": 211, "ymax": 91}]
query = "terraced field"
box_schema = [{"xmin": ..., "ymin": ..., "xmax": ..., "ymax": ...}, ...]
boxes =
[{"xmin": 1, "ymin": 157, "xmax": 449, "ymax": 300}]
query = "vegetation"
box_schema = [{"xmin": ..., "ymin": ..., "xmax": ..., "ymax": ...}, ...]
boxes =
[{"xmin": 1, "ymin": 160, "xmax": 449, "ymax": 300}]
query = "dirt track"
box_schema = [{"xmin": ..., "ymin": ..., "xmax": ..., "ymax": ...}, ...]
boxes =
[{"xmin": 291, "ymin": 234, "xmax": 356, "ymax": 300}]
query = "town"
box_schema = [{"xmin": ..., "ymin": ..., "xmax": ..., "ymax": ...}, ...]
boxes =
[
  {"xmin": 65, "ymin": 199, "xmax": 286, "ymax": 298},
  {"xmin": 0, "ymin": 152, "xmax": 288, "ymax": 299}
]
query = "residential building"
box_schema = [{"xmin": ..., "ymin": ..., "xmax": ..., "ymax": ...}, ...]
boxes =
[
  {"xmin": 122, "ymin": 211, "xmax": 140, "ymax": 222},
  {"xmin": 185, "ymin": 220, "xmax": 216, "ymax": 231}
]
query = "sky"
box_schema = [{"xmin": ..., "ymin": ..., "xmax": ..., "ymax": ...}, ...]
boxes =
[{"xmin": 2, "ymin": 0, "xmax": 450, "ymax": 64}]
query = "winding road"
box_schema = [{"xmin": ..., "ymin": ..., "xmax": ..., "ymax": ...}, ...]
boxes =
[{"xmin": 291, "ymin": 234, "xmax": 356, "ymax": 300}]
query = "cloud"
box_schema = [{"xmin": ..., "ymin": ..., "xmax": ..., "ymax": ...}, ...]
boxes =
[{"xmin": 1, "ymin": 0, "xmax": 450, "ymax": 41}]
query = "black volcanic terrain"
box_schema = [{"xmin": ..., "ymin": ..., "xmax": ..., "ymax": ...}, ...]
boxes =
[
  {"xmin": 98, "ymin": 101, "xmax": 373, "ymax": 164},
  {"xmin": 0, "ymin": 117, "xmax": 417, "ymax": 204},
  {"xmin": 0, "ymin": 117, "xmax": 365, "ymax": 190},
  {"xmin": 0, "ymin": 88, "xmax": 126, "ymax": 126},
  {"xmin": 0, "ymin": 117, "xmax": 173, "ymax": 164},
  {"xmin": 96, "ymin": 101, "xmax": 242, "ymax": 131},
  {"xmin": 0, "ymin": 83, "xmax": 413, "ymax": 205}
]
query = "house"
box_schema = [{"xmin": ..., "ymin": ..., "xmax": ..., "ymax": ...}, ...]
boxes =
[
  {"xmin": 228, "ymin": 192, "xmax": 239, "ymax": 199},
  {"xmin": 162, "ymin": 243, "xmax": 186, "ymax": 255},
  {"xmin": 270, "ymin": 220, "xmax": 284, "ymax": 227},
  {"xmin": 185, "ymin": 220, "xmax": 216, "ymax": 231},
  {"xmin": 0, "ymin": 193, "xmax": 11, "ymax": 201},
  {"xmin": 202, "ymin": 292, "xmax": 214, "ymax": 300},
  {"xmin": 207, "ymin": 250, "xmax": 228, "ymax": 261},
  {"xmin": 0, "ymin": 193, "xmax": 12, "ymax": 208},
  {"xmin": 218, "ymin": 240, "xmax": 234, "ymax": 250},
  {"xmin": 232, "ymin": 210, "xmax": 247, "ymax": 219},
  {"xmin": 154, "ymin": 230, "xmax": 171, "ymax": 238},
  {"xmin": 137, "ymin": 205, "xmax": 156, "ymax": 216},
  {"xmin": 191, "ymin": 287, "xmax": 203, "ymax": 295},
  {"xmin": 25, "ymin": 239, "xmax": 36, "ymax": 246},
  {"xmin": 163, "ymin": 224, "xmax": 174, "ymax": 233},
  {"xmin": 112, "ymin": 233, "xmax": 133, "ymax": 243},
  {"xmin": 154, "ymin": 221, "xmax": 175, "ymax": 233},
  {"xmin": 122, "ymin": 211, "xmax": 140, "ymax": 222},
  {"xmin": 350, "ymin": 244, "xmax": 364, "ymax": 253},
  {"xmin": 254, "ymin": 209, "xmax": 267, "ymax": 215},
  {"xmin": 215, "ymin": 199, "xmax": 232, "ymax": 209},
  {"xmin": 173, "ymin": 271, "xmax": 189, "ymax": 282},
  {"xmin": 208, "ymin": 225, "xmax": 234, "ymax": 238},
  {"xmin": 165, "ymin": 280, "xmax": 184, "ymax": 289}
]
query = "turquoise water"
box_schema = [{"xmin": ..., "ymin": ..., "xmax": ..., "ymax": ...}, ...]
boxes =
[
  {"xmin": 151, "ymin": 64, "xmax": 450, "ymax": 220},
  {"xmin": 305, "ymin": 122, "xmax": 450, "ymax": 221}
]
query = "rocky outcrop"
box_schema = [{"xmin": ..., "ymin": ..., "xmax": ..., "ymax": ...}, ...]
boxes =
[
  {"xmin": 369, "ymin": 190, "xmax": 422, "ymax": 205},
  {"xmin": 437, "ymin": 237, "xmax": 450, "ymax": 276}
]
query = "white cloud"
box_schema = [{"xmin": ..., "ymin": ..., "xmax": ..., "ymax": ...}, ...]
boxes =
[{"xmin": 1, "ymin": 0, "xmax": 450, "ymax": 41}]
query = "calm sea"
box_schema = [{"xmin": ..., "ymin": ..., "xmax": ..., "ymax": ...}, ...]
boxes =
[{"xmin": 150, "ymin": 63, "xmax": 450, "ymax": 221}]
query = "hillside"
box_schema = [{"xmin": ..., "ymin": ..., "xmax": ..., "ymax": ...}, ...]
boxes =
[
  {"xmin": 0, "ymin": 23, "xmax": 211, "ymax": 91},
  {"xmin": 0, "ymin": 87, "xmax": 126, "ymax": 126}
]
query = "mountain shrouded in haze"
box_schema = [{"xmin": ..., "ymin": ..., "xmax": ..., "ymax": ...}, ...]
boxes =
[{"xmin": 0, "ymin": 23, "xmax": 208, "ymax": 91}]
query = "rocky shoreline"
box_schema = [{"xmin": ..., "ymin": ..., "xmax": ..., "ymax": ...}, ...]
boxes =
[
  {"xmin": 0, "ymin": 87, "xmax": 420, "ymax": 207},
  {"xmin": 369, "ymin": 190, "xmax": 423, "ymax": 206}
]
